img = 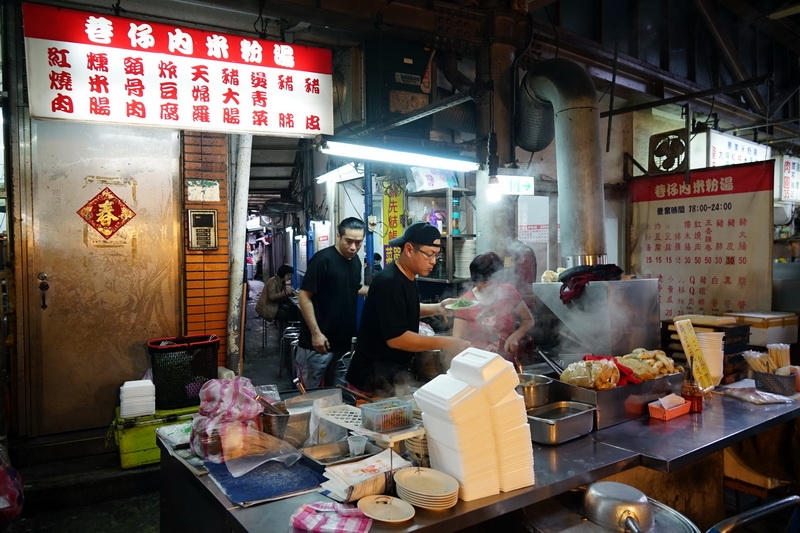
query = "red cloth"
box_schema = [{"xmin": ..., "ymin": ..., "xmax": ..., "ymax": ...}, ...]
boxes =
[
  {"xmin": 290, "ymin": 501, "xmax": 372, "ymax": 532},
  {"xmin": 559, "ymin": 273, "xmax": 601, "ymax": 304},
  {"xmin": 583, "ymin": 355, "xmax": 642, "ymax": 386}
]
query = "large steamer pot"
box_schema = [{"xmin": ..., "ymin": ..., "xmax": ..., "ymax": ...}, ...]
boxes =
[{"xmin": 414, "ymin": 350, "xmax": 444, "ymax": 380}]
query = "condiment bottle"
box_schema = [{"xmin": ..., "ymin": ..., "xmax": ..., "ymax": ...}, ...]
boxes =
[{"xmin": 681, "ymin": 372, "xmax": 704, "ymax": 413}]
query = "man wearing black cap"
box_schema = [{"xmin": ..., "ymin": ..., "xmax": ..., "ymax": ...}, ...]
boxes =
[{"xmin": 345, "ymin": 221, "xmax": 471, "ymax": 396}]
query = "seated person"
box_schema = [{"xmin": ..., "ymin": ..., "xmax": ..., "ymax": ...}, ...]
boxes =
[
  {"xmin": 256, "ymin": 264, "xmax": 300, "ymax": 323},
  {"xmin": 451, "ymin": 251, "xmax": 535, "ymax": 359}
]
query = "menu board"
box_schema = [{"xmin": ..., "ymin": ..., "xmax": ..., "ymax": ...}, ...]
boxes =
[
  {"xmin": 630, "ymin": 161, "xmax": 774, "ymax": 319},
  {"xmin": 779, "ymin": 155, "xmax": 800, "ymax": 201},
  {"xmin": 22, "ymin": 2, "xmax": 333, "ymax": 136}
]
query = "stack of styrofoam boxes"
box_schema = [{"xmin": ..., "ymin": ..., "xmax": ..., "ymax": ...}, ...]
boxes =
[
  {"xmin": 413, "ymin": 373, "xmax": 500, "ymax": 501},
  {"xmin": 448, "ymin": 349, "xmax": 534, "ymax": 493},
  {"xmin": 414, "ymin": 348, "xmax": 534, "ymax": 501},
  {"xmin": 119, "ymin": 379, "xmax": 156, "ymax": 418}
]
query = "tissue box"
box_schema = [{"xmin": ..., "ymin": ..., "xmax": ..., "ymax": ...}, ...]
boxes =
[
  {"xmin": 724, "ymin": 312, "xmax": 798, "ymax": 346},
  {"xmin": 648, "ymin": 400, "xmax": 690, "ymax": 421}
]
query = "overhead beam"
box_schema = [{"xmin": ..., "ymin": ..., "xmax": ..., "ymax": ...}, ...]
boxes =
[
  {"xmin": 601, "ymin": 74, "xmax": 769, "ymax": 118},
  {"xmin": 691, "ymin": 0, "xmax": 768, "ymax": 116},
  {"xmin": 768, "ymin": 3, "xmax": 800, "ymax": 19}
]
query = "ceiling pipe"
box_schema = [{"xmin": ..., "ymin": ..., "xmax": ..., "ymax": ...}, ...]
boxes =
[{"xmin": 521, "ymin": 58, "xmax": 607, "ymax": 267}]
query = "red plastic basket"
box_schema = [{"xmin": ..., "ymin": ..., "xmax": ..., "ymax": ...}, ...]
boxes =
[{"xmin": 147, "ymin": 335, "xmax": 219, "ymax": 410}]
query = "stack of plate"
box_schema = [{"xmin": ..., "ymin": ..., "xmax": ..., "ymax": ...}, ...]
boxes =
[
  {"xmin": 119, "ymin": 380, "xmax": 156, "ymax": 418},
  {"xmin": 394, "ymin": 467, "xmax": 459, "ymax": 510},
  {"xmin": 453, "ymin": 239, "xmax": 476, "ymax": 279},
  {"xmin": 696, "ymin": 332, "xmax": 724, "ymax": 386}
]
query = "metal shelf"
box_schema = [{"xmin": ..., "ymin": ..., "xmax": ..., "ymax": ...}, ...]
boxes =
[{"xmin": 407, "ymin": 187, "xmax": 475, "ymax": 283}]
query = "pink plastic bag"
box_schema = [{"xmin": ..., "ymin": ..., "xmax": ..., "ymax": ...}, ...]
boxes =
[{"xmin": 190, "ymin": 377, "xmax": 264, "ymax": 463}]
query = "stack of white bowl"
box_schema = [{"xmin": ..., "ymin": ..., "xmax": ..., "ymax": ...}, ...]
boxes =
[
  {"xmin": 448, "ymin": 349, "xmax": 534, "ymax": 493},
  {"xmin": 414, "ymin": 348, "xmax": 535, "ymax": 501},
  {"xmin": 453, "ymin": 239, "xmax": 476, "ymax": 279},
  {"xmin": 119, "ymin": 379, "xmax": 156, "ymax": 418},
  {"xmin": 696, "ymin": 332, "xmax": 724, "ymax": 386},
  {"xmin": 414, "ymin": 373, "xmax": 500, "ymax": 501}
]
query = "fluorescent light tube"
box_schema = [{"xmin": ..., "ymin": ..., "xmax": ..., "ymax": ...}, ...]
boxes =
[
  {"xmin": 316, "ymin": 163, "xmax": 364, "ymax": 183},
  {"xmin": 320, "ymin": 140, "xmax": 479, "ymax": 172}
]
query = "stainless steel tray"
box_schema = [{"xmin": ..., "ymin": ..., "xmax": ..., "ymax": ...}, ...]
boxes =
[
  {"xmin": 549, "ymin": 372, "xmax": 684, "ymax": 430},
  {"xmin": 527, "ymin": 401, "xmax": 596, "ymax": 445},
  {"xmin": 300, "ymin": 440, "xmax": 382, "ymax": 473}
]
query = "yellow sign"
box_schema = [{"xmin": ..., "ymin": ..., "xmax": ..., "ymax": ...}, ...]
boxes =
[
  {"xmin": 674, "ymin": 319, "xmax": 714, "ymax": 390},
  {"xmin": 382, "ymin": 182, "xmax": 405, "ymax": 263}
]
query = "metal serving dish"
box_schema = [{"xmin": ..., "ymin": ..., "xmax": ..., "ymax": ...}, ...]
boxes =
[
  {"xmin": 527, "ymin": 401, "xmax": 596, "ymax": 445},
  {"xmin": 549, "ymin": 372, "xmax": 684, "ymax": 430},
  {"xmin": 301, "ymin": 440, "xmax": 383, "ymax": 473}
]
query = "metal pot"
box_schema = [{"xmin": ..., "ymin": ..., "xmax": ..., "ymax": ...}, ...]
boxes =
[
  {"xmin": 517, "ymin": 373, "xmax": 552, "ymax": 409},
  {"xmin": 582, "ymin": 482, "xmax": 654, "ymax": 532},
  {"xmin": 523, "ymin": 486, "xmax": 699, "ymax": 533}
]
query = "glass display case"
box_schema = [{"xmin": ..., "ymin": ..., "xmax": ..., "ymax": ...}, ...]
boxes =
[{"xmin": 407, "ymin": 187, "xmax": 476, "ymax": 283}]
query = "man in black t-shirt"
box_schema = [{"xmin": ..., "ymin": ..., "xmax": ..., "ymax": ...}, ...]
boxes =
[
  {"xmin": 345, "ymin": 222, "xmax": 471, "ymax": 397},
  {"xmin": 296, "ymin": 217, "xmax": 368, "ymax": 388}
]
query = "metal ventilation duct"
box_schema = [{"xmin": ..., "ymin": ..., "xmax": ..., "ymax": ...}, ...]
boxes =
[{"xmin": 518, "ymin": 58, "xmax": 607, "ymax": 267}]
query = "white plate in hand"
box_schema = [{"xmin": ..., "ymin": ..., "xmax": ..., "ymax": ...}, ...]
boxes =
[{"xmin": 445, "ymin": 300, "xmax": 480, "ymax": 310}]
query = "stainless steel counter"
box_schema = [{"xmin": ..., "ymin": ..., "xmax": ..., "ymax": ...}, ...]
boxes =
[
  {"xmin": 159, "ymin": 393, "xmax": 800, "ymax": 533},
  {"xmin": 595, "ymin": 392, "xmax": 800, "ymax": 472}
]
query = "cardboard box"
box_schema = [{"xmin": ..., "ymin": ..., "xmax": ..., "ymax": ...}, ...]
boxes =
[
  {"xmin": 723, "ymin": 311, "xmax": 798, "ymax": 346},
  {"xmin": 114, "ymin": 406, "xmax": 197, "ymax": 469}
]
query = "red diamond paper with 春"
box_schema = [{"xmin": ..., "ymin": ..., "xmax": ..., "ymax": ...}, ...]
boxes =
[{"xmin": 76, "ymin": 187, "xmax": 136, "ymax": 240}]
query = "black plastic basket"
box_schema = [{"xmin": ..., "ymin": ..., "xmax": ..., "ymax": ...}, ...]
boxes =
[
  {"xmin": 754, "ymin": 371, "xmax": 796, "ymax": 397},
  {"xmin": 147, "ymin": 334, "xmax": 219, "ymax": 410}
]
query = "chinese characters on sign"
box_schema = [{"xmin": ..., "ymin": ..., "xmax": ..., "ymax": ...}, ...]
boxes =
[
  {"xmin": 631, "ymin": 161, "xmax": 774, "ymax": 320},
  {"xmin": 382, "ymin": 181, "xmax": 406, "ymax": 264},
  {"xmin": 76, "ymin": 186, "xmax": 136, "ymax": 239},
  {"xmin": 707, "ymin": 130, "xmax": 771, "ymax": 168},
  {"xmin": 22, "ymin": 2, "xmax": 333, "ymax": 136},
  {"xmin": 517, "ymin": 224, "xmax": 552, "ymax": 243},
  {"xmin": 780, "ymin": 155, "xmax": 800, "ymax": 202}
]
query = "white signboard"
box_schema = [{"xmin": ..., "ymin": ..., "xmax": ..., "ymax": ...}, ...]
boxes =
[
  {"xmin": 778, "ymin": 155, "xmax": 800, "ymax": 201},
  {"xmin": 631, "ymin": 161, "xmax": 774, "ymax": 319},
  {"xmin": 707, "ymin": 130, "xmax": 770, "ymax": 167},
  {"xmin": 498, "ymin": 175, "xmax": 535, "ymax": 195},
  {"xmin": 22, "ymin": 2, "xmax": 333, "ymax": 137}
]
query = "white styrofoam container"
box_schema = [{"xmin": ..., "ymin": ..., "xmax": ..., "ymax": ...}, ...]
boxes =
[
  {"xmin": 724, "ymin": 311, "xmax": 798, "ymax": 346},
  {"xmin": 448, "ymin": 348, "xmax": 519, "ymax": 404},
  {"xmin": 413, "ymin": 373, "xmax": 486, "ymax": 422}
]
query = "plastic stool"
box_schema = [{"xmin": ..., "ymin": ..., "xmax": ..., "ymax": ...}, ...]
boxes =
[
  {"xmin": 261, "ymin": 317, "xmax": 271, "ymax": 348},
  {"xmin": 279, "ymin": 330, "xmax": 300, "ymax": 377}
]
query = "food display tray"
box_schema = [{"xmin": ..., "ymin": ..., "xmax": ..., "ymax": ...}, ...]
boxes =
[
  {"xmin": 320, "ymin": 405, "xmax": 425, "ymax": 445},
  {"xmin": 300, "ymin": 440, "xmax": 383, "ymax": 473},
  {"xmin": 549, "ymin": 372, "xmax": 684, "ymax": 430}
]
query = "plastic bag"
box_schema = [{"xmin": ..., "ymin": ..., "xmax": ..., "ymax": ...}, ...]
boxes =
[
  {"xmin": 222, "ymin": 425, "xmax": 301, "ymax": 477},
  {"xmin": 190, "ymin": 377, "xmax": 265, "ymax": 463},
  {"xmin": 255, "ymin": 384, "xmax": 281, "ymax": 404},
  {"xmin": 418, "ymin": 322, "xmax": 435, "ymax": 337},
  {"xmin": 0, "ymin": 444, "xmax": 23, "ymax": 526},
  {"xmin": 721, "ymin": 387, "xmax": 794, "ymax": 405},
  {"xmin": 301, "ymin": 389, "xmax": 347, "ymax": 448}
]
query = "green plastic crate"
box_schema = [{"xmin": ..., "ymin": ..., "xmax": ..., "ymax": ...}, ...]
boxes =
[{"xmin": 113, "ymin": 406, "xmax": 197, "ymax": 469}]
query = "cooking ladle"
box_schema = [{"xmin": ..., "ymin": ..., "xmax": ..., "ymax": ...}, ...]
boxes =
[{"xmin": 582, "ymin": 482, "xmax": 654, "ymax": 533}]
